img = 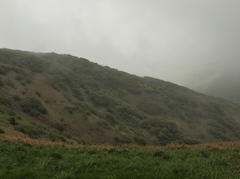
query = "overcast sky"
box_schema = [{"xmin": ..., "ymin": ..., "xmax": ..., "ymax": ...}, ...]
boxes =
[{"xmin": 1, "ymin": 0, "xmax": 240, "ymax": 91}]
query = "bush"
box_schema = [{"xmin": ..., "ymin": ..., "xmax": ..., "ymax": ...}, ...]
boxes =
[
  {"xmin": 153, "ymin": 150, "xmax": 166, "ymax": 157},
  {"xmin": 5, "ymin": 79, "xmax": 15, "ymax": 88},
  {"xmin": 0, "ymin": 78, "xmax": 4, "ymax": 87},
  {"xmin": 133, "ymin": 136, "xmax": 147, "ymax": 145},
  {"xmin": 113, "ymin": 136, "xmax": 120, "ymax": 142},
  {"xmin": 183, "ymin": 138, "xmax": 202, "ymax": 145},
  {"xmin": 28, "ymin": 59, "xmax": 49, "ymax": 73},
  {"xmin": 0, "ymin": 97, "xmax": 11, "ymax": 107},
  {"xmin": 14, "ymin": 126, "xmax": 26, "ymax": 135},
  {"xmin": 0, "ymin": 65, "xmax": 8, "ymax": 75},
  {"xmin": 20, "ymin": 97, "xmax": 48, "ymax": 116},
  {"xmin": 141, "ymin": 118, "xmax": 183, "ymax": 145},
  {"xmin": 13, "ymin": 95, "xmax": 21, "ymax": 100},
  {"xmin": 118, "ymin": 105, "xmax": 143, "ymax": 119},
  {"xmin": 105, "ymin": 112, "xmax": 118, "ymax": 125},
  {"xmin": 9, "ymin": 117, "xmax": 17, "ymax": 125},
  {"xmin": 36, "ymin": 91, "xmax": 41, "ymax": 97},
  {"xmin": 15, "ymin": 74, "xmax": 24, "ymax": 81},
  {"xmin": 97, "ymin": 120, "xmax": 111, "ymax": 129},
  {"xmin": 89, "ymin": 90, "xmax": 116, "ymax": 107},
  {"xmin": 138, "ymin": 100, "xmax": 167, "ymax": 115},
  {"xmin": 15, "ymin": 74, "xmax": 33, "ymax": 85},
  {"xmin": 0, "ymin": 128, "xmax": 5, "ymax": 134},
  {"xmin": 49, "ymin": 153, "xmax": 63, "ymax": 160},
  {"xmin": 71, "ymin": 87, "xmax": 83, "ymax": 100},
  {"xmin": 153, "ymin": 150, "xmax": 172, "ymax": 160},
  {"xmin": 117, "ymin": 134, "xmax": 134, "ymax": 144}
]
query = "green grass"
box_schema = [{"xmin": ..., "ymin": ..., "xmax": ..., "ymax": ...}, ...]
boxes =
[{"xmin": 0, "ymin": 140, "xmax": 239, "ymax": 178}]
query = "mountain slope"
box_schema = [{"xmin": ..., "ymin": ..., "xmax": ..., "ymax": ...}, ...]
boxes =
[{"xmin": 0, "ymin": 48, "xmax": 240, "ymax": 145}]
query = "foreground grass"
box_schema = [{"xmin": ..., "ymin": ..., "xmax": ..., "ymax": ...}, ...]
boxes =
[{"xmin": 0, "ymin": 140, "xmax": 239, "ymax": 179}]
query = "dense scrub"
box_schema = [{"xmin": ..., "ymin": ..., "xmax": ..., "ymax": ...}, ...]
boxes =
[{"xmin": 20, "ymin": 97, "xmax": 48, "ymax": 116}]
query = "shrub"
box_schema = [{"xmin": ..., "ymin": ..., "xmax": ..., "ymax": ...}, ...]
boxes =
[
  {"xmin": 15, "ymin": 74, "xmax": 32, "ymax": 84},
  {"xmin": 49, "ymin": 153, "xmax": 63, "ymax": 160},
  {"xmin": 5, "ymin": 79, "xmax": 15, "ymax": 88},
  {"xmin": 36, "ymin": 91, "xmax": 41, "ymax": 97},
  {"xmin": 14, "ymin": 126, "xmax": 26, "ymax": 135},
  {"xmin": 20, "ymin": 97, "xmax": 48, "ymax": 116},
  {"xmin": 38, "ymin": 105, "xmax": 48, "ymax": 114},
  {"xmin": 138, "ymin": 100, "xmax": 167, "ymax": 115},
  {"xmin": 15, "ymin": 74, "xmax": 24, "ymax": 81},
  {"xmin": 71, "ymin": 87, "xmax": 83, "ymax": 100},
  {"xmin": 89, "ymin": 90, "xmax": 116, "ymax": 107},
  {"xmin": 118, "ymin": 105, "xmax": 143, "ymax": 119},
  {"xmin": 65, "ymin": 106, "xmax": 78, "ymax": 114},
  {"xmin": 13, "ymin": 95, "xmax": 21, "ymax": 100},
  {"xmin": 97, "ymin": 120, "xmax": 111, "ymax": 129},
  {"xmin": 113, "ymin": 136, "xmax": 120, "ymax": 142},
  {"xmin": 153, "ymin": 150, "xmax": 166, "ymax": 157},
  {"xmin": 153, "ymin": 150, "xmax": 172, "ymax": 160},
  {"xmin": 105, "ymin": 112, "xmax": 118, "ymax": 125},
  {"xmin": 0, "ymin": 97, "xmax": 11, "ymax": 107},
  {"xmin": 133, "ymin": 136, "xmax": 147, "ymax": 145},
  {"xmin": 118, "ymin": 134, "xmax": 134, "ymax": 144},
  {"xmin": 29, "ymin": 110, "xmax": 41, "ymax": 116},
  {"xmin": 22, "ymin": 90, "xmax": 27, "ymax": 95},
  {"xmin": 0, "ymin": 78, "xmax": 4, "ymax": 87},
  {"xmin": 141, "ymin": 118, "xmax": 183, "ymax": 145},
  {"xmin": 28, "ymin": 59, "xmax": 49, "ymax": 73},
  {"xmin": 9, "ymin": 117, "xmax": 17, "ymax": 125},
  {"xmin": 183, "ymin": 138, "xmax": 202, "ymax": 145},
  {"xmin": 73, "ymin": 101, "xmax": 97, "ymax": 115},
  {"xmin": 0, "ymin": 65, "xmax": 8, "ymax": 75},
  {"xmin": 0, "ymin": 128, "xmax": 5, "ymax": 134}
]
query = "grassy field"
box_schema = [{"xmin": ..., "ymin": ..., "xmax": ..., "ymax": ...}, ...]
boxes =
[{"xmin": 0, "ymin": 136, "xmax": 239, "ymax": 179}]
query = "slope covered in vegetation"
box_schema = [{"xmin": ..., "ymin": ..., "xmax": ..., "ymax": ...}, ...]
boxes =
[{"xmin": 0, "ymin": 48, "xmax": 240, "ymax": 145}]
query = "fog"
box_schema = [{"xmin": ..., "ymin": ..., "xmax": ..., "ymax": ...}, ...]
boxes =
[{"xmin": 1, "ymin": 0, "xmax": 240, "ymax": 101}]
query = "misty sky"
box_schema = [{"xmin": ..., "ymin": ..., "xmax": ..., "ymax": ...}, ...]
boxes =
[{"xmin": 1, "ymin": 0, "xmax": 240, "ymax": 91}]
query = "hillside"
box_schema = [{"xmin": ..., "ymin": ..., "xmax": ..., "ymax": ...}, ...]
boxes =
[{"xmin": 0, "ymin": 48, "xmax": 240, "ymax": 146}]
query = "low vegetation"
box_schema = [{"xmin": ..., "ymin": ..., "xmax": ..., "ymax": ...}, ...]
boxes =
[
  {"xmin": 20, "ymin": 97, "xmax": 48, "ymax": 116},
  {"xmin": 0, "ymin": 139, "xmax": 239, "ymax": 179}
]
